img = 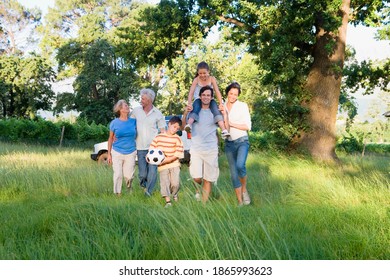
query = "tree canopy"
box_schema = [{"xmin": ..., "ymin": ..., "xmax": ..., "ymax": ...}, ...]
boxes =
[
  {"xmin": 1, "ymin": 0, "xmax": 389, "ymax": 161},
  {"xmin": 116, "ymin": 0, "xmax": 389, "ymax": 160},
  {"xmin": 40, "ymin": 0, "xmax": 151, "ymax": 124},
  {"xmin": 0, "ymin": 0, "xmax": 54, "ymax": 119}
]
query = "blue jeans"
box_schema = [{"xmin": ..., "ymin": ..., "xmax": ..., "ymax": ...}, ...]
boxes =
[
  {"xmin": 137, "ymin": 150, "xmax": 158, "ymax": 194},
  {"xmin": 224, "ymin": 136, "xmax": 250, "ymax": 188},
  {"xmin": 188, "ymin": 98, "xmax": 223, "ymax": 123}
]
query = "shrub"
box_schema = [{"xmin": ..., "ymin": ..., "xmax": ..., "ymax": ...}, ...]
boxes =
[
  {"xmin": 364, "ymin": 144, "xmax": 390, "ymax": 155},
  {"xmin": 336, "ymin": 132, "xmax": 364, "ymax": 154},
  {"xmin": 249, "ymin": 131, "xmax": 290, "ymax": 152},
  {"xmin": 55, "ymin": 121, "xmax": 78, "ymax": 141},
  {"xmin": 75, "ymin": 118, "xmax": 109, "ymax": 143},
  {"xmin": 36, "ymin": 120, "xmax": 61, "ymax": 144},
  {"xmin": 0, "ymin": 118, "xmax": 108, "ymax": 146}
]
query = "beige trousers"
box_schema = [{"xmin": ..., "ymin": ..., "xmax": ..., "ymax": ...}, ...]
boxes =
[
  {"xmin": 159, "ymin": 166, "xmax": 180, "ymax": 198},
  {"xmin": 111, "ymin": 149, "xmax": 137, "ymax": 194}
]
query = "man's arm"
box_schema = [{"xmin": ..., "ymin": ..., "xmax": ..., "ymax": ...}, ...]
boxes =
[{"xmin": 157, "ymin": 113, "xmax": 166, "ymax": 133}]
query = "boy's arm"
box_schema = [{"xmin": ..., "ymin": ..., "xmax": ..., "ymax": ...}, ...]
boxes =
[{"xmin": 160, "ymin": 155, "xmax": 178, "ymax": 166}]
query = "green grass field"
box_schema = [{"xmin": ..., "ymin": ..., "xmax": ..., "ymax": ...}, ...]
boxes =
[{"xmin": 0, "ymin": 142, "xmax": 389, "ymax": 260}]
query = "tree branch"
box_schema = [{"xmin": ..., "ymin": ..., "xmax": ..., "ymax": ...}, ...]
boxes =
[{"xmin": 218, "ymin": 15, "xmax": 245, "ymax": 27}]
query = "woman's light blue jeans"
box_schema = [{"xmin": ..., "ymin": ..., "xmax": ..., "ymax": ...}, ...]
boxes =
[{"xmin": 224, "ymin": 136, "xmax": 250, "ymax": 188}]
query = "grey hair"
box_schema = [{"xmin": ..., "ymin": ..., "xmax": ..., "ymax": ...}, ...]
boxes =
[
  {"xmin": 140, "ymin": 88, "xmax": 156, "ymax": 102},
  {"xmin": 113, "ymin": 99, "xmax": 128, "ymax": 116}
]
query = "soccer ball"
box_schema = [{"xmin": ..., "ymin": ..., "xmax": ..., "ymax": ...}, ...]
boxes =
[{"xmin": 146, "ymin": 148, "xmax": 165, "ymax": 165}]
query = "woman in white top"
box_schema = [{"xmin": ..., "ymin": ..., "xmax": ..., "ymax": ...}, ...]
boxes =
[{"xmin": 222, "ymin": 82, "xmax": 252, "ymax": 206}]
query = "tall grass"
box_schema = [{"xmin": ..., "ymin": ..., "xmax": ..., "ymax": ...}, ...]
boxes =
[{"xmin": 0, "ymin": 142, "xmax": 389, "ymax": 260}]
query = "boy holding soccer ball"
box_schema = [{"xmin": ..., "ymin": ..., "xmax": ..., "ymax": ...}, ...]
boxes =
[{"xmin": 149, "ymin": 116, "xmax": 184, "ymax": 207}]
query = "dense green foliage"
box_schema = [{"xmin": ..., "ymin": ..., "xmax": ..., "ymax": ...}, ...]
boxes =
[
  {"xmin": 0, "ymin": 118, "xmax": 109, "ymax": 145},
  {"xmin": 0, "ymin": 143, "xmax": 389, "ymax": 259},
  {"xmin": 116, "ymin": 0, "xmax": 199, "ymax": 66},
  {"xmin": 156, "ymin": 36, "xmax": 264, "ymax": 118},
  {"xmin": 41, "ymin": 0, "xmax": 149, "ymax": 125},
  {"xmin": 0, "ymin": 0, "xmax": 54, "ymax": 119},
  {"xmin": 337, "ymin": 132, "xmax": 390, "ymax": 155},
  {"xmin": 364, "ymin": 143, "xmax": 390, "ymax": 155},
  {"xmin": 0, "ymin": 54, "xmax": 55, "ymax": 118}
]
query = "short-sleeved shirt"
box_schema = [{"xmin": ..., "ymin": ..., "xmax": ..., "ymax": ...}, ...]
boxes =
[
  {"xmin": 109, "ymin": 118, "xmax": 137, "ymax": 154},
  {"xmin": 149, "ymin": 132, "xmax": 184, "ymax": 171},
  {"xmin": 131, "ymin": 106, "xmax": 166, "ymax": 150},
  {"xmin": 190, "ymin": 108, "xmax": 218, "ymax": 152}
]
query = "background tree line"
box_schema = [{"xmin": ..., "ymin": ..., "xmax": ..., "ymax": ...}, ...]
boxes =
[
  {"xmin": 0, "ymin": 117, "xmax": 109, "ymax": 145},
  {"xmin": 0, "ymin": 0, "xmax": 389, "ymax": 161}
]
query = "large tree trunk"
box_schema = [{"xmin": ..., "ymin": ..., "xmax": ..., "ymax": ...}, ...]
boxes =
[{"xmin": 298, "ymin": 0, "xmax": 350, "ymax": 162}]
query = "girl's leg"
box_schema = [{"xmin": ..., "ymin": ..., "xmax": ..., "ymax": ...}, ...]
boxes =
[
  {"xmin": 210, "ymin": 100, "xmax": 229, "ymax": 137},
  {"xmin": 186, "ymin": 98, "xmax": 202, "ymax": 129}
]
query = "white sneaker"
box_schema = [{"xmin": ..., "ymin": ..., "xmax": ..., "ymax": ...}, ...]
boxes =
[
  {"xmin": 194, "ymin": 192, "xmax": 201, "ymax": 201},
  {"xmin": 242, "ymin": 191, "xmax": 251, "ymax": 205}
]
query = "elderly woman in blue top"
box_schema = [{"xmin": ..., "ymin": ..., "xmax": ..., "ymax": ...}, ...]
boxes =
[
  {"xmin": 222, "ymin": 82, "xmax": 252, "ymax": 206},
  {"xmin": 107, "ymin": 99, "xmax": 137, "ymax": 196}
]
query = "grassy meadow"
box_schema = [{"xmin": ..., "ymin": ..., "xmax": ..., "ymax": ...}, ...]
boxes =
[{"xmin": 0, "ymin": 142, "xmax": 389, "ymax": 260}]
